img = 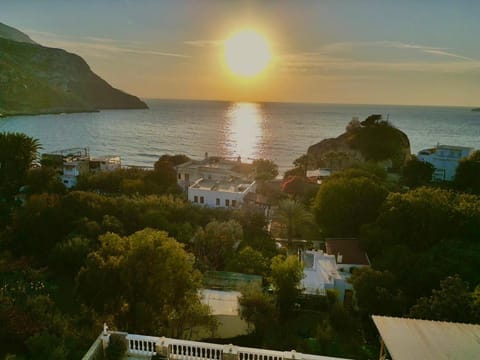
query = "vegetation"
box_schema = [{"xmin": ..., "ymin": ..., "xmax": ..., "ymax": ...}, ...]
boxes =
[
  {"xmin": 401, "ymin": 156, "xmax": 435, "ymax": 188},
  {"xmin": 253, "ymin": 158, "xmax": 279, "ymax": 181},
  {"xmin": 2, "ymin": 131, "xmax": 480, "ymax": 360},
  {"xmin": 275, "ymin": 199, "xmax": 312, "ymax": 246},
  {"xmin": 455, "ymin": 150, "xmax": 480, "ymax": 194},
  {"xmin": 105, "ymin": 333, "xmax": 127, "ymax": 360},
  {"xmin": 312, "ymin": 169, "xmax": 388, "ymax": 237},
  {"xmin": 347, "ymin": 115, "xmax": 409, "ymax": 170},
  {"xmin": 0, "ymin": 132, "xmax": 40, "ymax": 199}
]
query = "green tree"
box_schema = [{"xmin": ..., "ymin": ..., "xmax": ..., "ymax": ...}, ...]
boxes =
[
  {"xmin": 253, "ymin": 159, "xmax": 279, "ymax": 181},
  {"xmin": 350, "ymin": 267, "xmax": 405, "ymax": 316},
  {"xmin": 347, "ymin": 116, "xmax": 409, "ymax": 169},
  {"xmin": 76, "ymin": 229, "xmax": 210, "ymax": 335},
  {"xmin": 409, "ymin": 275, "xmax": 478, "ymax": 323},
  {"xmin": 147, "ymin": 158, "xmax": 179, "ymax": 193},
  {"xmin": 105, "ymin": 333, "xmax": 127, "ymax": 360},
  {"xmin": 24, "ymin": 167, "xmax": 66, "ymax": 196},
  {"xmin": 0, "ymin": 132, "xmax": 40, "ymax": 198},
  {"xmin": 292, "ymin": 153, "xmax": 316, "ymax": 176},
  {"xmin": 192, "ymin": 220, "xmax": 243, "ymax": 271},
  {"xmin": 239, "ymin": 283, "xmax": 276, "ymax": 335},
  {"xmin": 156, "ymin": 154, "xmax": 190, "ymax": 166},
  {"xmin": 48, "ymin": 237, "xmax": 91, "ymax": 278},
  {"xmin": 401, "ymin": 156, "xmax": 435, "ymax": 188},
  {"xmin": 275, "ymin": 199, "xmax": 312, "ymax": 247},
  {"xmin": 313, "ymin": 175, "xmax": 387, "ymax": 237},
  {"xmin": 226, "ymin": 246, "xmax": 270, "ymax": 276},
  {"xmin": 455, "ymin": 150, "xmax": 480, "ymax": 194},
  {"xmin": 270, "ymin": 255, "xmax": 303, "ymax": 320}
]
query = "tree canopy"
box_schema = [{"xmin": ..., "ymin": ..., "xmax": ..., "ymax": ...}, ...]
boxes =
[
  {"xmin": 312, "ymin": 172, "xmax": 387, "ymax": 237},
  {"xmin": 0, "ymin": 132, "xmax": 40, "ymax": 198},
  {"xmin": 455, "ymin": 150, "xmax": 480, "ymax": 194},
  {"xmin": 76, "ymin": 229, "xmax": 210, "ymax": 336},
  {"xmin": 253, "ymin": 159, "xmax": 279, "ymax": 181},
  {"xmin": 270, "ymin": 255, "xmax": 304, "ymax": 320}
]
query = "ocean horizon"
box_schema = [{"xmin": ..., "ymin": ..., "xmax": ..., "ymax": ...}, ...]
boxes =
[{"xmin": 1, "ymin": 99, "xmax": 479, "ymax": 173}]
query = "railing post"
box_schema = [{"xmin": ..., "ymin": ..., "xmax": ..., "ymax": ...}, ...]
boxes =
[
  {"xmin": 223, "ymin": 344, "xmax": 238, "ymax": 360},
  {"xmin": 156, "ymin": 337, "xmax": 169, "ymax": 358},
  {"xmin": 101, "ymin": 323, "xmax": 110, "ymax": 353}
]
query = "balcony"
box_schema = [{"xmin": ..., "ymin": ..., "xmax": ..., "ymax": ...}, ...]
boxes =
[{"xmin": 82, "ymin": 331, "xmax": 351, "ymax": 360}]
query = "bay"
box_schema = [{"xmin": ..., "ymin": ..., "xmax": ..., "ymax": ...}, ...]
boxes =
[{"xmin": 0, "ymin": 99, "xmax": 479, "ymax": 173}]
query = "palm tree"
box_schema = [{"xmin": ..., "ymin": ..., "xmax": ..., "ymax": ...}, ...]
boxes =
[
  {"xmin": 275, "ymin": 199, "xmax": 312, "ymax": 248},
  {"xmin": 0, "ymin": 132, "xmax": 41, "ymax": 197}
]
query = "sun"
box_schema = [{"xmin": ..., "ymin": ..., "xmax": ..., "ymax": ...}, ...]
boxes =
[{"xmin": 224, "ymin": 29, "xmax": 272, "ymax": 77}]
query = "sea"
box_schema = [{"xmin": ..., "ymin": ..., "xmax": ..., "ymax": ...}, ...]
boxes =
[{"xmin": 1, "ymin": 99, "xmax": 479, "ymax": 173}]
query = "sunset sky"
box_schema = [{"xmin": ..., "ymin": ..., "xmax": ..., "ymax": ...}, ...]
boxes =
[{"xmin": 2, "ymin": 0, "xmax": 480, "ymax": 106}]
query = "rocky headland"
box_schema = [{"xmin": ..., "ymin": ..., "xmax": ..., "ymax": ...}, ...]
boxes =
[
  {"xmin": 0, "ymin": 22, "xmax": 147, "ymax": 117},
  {"xmin": 307, "ymin": 115, "xmax": 411, "ymax": 171}
]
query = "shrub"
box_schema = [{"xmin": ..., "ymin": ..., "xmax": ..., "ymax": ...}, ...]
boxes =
[{"xmin": 106, "ymin": 333, "xmax": 127, "ymax": 360}]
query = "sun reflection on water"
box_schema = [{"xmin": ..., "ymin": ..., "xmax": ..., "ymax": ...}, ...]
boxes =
[{"xmin": 224, "ymin": 102, "xmax": 264, "ymax": 161}]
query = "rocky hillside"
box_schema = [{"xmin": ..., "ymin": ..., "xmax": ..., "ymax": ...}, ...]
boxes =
[
  {"xmin": 308, "ymin": 115, "xmax": 411, "ymax": 171},
  {"xmin": 0, "ymin": 22, "xmax": 147, "ymax": 116},
  {"xmin": 0, "ymin": 22, "xmax": 36, "ymax": 44}
]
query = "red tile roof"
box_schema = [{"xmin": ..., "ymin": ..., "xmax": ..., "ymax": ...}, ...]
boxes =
[{"xmin": 325, "ymin": 238, "xmax": 370, "ymax": 265}]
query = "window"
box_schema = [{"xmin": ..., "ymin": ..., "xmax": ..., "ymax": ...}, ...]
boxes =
[
  {"xmin": 194, "ymin": 196, "xmax": 198, "ymax": 203},
  {"xmin": 216, "ymin": 198, "xmax": 220, "ymax": 206},
  {"xmin": 225, "ymin": 199, "xmax": 230, "ymax": 207},
  {"xmin": 232, "ymin": 200, "xmax": 237, "ymax": 207},
  {"xmin": 178, "ymin": 173, "xmax": 181, "ymax": 179},
  {"xmin": 200, "ymin": 196, "xmax": 204, "ymax": 204}
]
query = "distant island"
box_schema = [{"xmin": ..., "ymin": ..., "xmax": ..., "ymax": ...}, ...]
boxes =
[{"xmin": 0, "ymin": 22, "xmax": 147, "ymax": 117}]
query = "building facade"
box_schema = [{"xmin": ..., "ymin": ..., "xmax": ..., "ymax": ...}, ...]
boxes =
[
  {"xmin": 188, "ymin": 178, "xmax": 256, "ymax": 208},
  {"xmin": 417, "ymin": 144, "xmax": 474, "ymax": 181}
]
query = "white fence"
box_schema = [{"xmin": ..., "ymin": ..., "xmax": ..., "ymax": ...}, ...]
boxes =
[{"xmin": 102, "ymin": 332, "xmax": 351, "ymax": 360}]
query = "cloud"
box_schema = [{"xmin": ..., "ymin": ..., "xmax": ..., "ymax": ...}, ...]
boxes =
[
  {"xmin": 278, "ymin": 40, "xmax": 478, "ymax": 75},
  {"xmin": 279, "ymin": 52, "xmax": 480, "ymax": 74},
  {"xmin": 422, "ymin": 49, "xmax": 474, "ymax": 61},
  {"xmin": 184, "ymin": 40, "xmax": 223, "ymax": 47},
  {"xmin": 26, "ymin": 29, "xmax": 190, "ymax": 58},
  {"xmin": 317, "ymin": 40, "xmax": 475, "ymax": 62}
]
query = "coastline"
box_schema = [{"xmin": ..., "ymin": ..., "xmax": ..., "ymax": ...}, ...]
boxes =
[{"xmin": 0, "ymin": 105, "xmax": 149, "ymax": 119}]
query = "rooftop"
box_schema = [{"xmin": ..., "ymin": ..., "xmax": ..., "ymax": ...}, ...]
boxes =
[
  {"xmin": 302, "ymin": 250, "xmax": 342, "ymax": 295},
  {"xmin": 190, "ymin": 178, "xmax": 255, "ymax": 193},
  {"xmin": 372, "ymin": 315, "xmax": 480, "ymax": 360},
  {"xmin": 325, "ymin": 238, "xmax": 370, "ymax": 265}
]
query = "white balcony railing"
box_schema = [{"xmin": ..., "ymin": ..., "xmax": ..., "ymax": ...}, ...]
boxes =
[{"xmin": 83, "ymin": 332, "xmax": 351, "ymax": 360}]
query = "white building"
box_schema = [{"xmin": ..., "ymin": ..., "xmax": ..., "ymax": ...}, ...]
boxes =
[
  {"xmin": 89, "ymin": 156, "xmax": 121, "ymax": 173},
  {"xmin": 302, "ymin": 250, "xmax": 348, "ymax": 299},
  {"xmin": 188, "ymin": 178, "xmax": 256, "ymax": 208},
  {"xmin": 61, "ymin": 156, "xmax": 90, "ymax": 188},
  {"xmin": 42, "ymin": 149, "xmax": 122, "ymax": 189},
  {"xmin": 302, "ymin": 239, "xmax": 370, "ymax": 302},
  {"xmin": 175, "ymin": 154, "xmax": 253, "ymax": 191},
  {"xmin": 417, "ymin": 144, "xmax": 474, "ymax": 181}
]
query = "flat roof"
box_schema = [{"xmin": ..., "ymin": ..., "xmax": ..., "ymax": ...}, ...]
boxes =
[
  {"xmin": 372, "ymin": 315, "xmax": 480, "ymax": 360},
  {"xmin": 190, "ymin": 178, "xmax": 254, "ymax": 193}
]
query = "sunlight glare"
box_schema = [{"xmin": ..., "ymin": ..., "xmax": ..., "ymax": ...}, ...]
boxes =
[
  {"xmin": 224, "ymin": 30, "xmax": 272, "ymax": 77},
  {"xmin": 225, "ymin": 102, "xmax": 264, "ymax": 160}
]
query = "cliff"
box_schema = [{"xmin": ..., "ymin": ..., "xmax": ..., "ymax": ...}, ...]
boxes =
[
  {"xmin": 307, "ymin": 116, "xmax": 411, "ymax": 171},
  {"xmin": 0, "ymin": 23, "xmax": 147, "ymax": 116}
]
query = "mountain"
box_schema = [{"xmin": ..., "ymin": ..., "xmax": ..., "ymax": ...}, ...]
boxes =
[
  {"xmin": 0, "ymin": 22, "xmax": 37, "ymax": 44},
  {"xmin": 0, "ymin": 22, "xmax": 147, "ymax": 117}
]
